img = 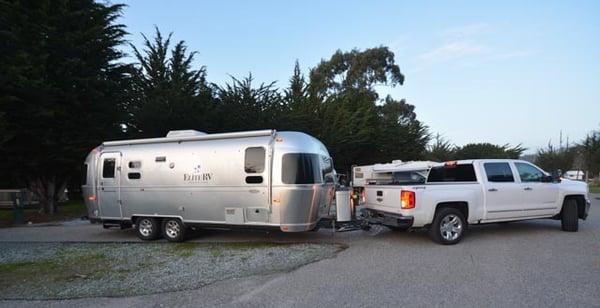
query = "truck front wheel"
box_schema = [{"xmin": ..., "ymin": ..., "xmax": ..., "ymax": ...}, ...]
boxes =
[
  {"xmin": 429, "ymin": 208, "xmax": 466, "ymax": 245},
  {"xmin": 561, "ymin": 199, "xmax": 579, "ymax": 232}
]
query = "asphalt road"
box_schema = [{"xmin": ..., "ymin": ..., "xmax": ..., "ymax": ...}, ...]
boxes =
[{"xmin": 2, "ymin": 195, "xmax": 599, "ymax": 307}]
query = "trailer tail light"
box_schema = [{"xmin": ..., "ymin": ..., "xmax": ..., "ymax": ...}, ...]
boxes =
[
  {"xmin": 88, "ymin": 195, "xmax": 96, "ymax": 202},
  {"xmin": 361, "ymin": 190, "xmax": 366, "ymax": 203},
  {"xmin": 400, "ymin": 190, "xmax": 415, "ymax": 209}
]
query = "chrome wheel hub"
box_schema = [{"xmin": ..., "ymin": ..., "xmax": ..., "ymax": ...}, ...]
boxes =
[
  {"xmin": 139, "ymin": 219, "xmax": 153, "ymax": 237},
  {"xmin": 440, "ymin": 214, "xmax": 462, "ymax": 241},
  {"xmin": 165, "ymin": 220, "xmax": 180, "ymax": 238}
]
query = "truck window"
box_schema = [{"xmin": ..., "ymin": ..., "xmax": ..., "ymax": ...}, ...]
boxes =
[
  {"xmin": 102, "ymin": 158, "xmax": 115, "ymax": 178},
  {"xmin": 515, "ymin": 162, "xmax": 544, "ymax": 182},
  {"xmin": 484, "ymin": 163, "xmax": 514, "ymax": 182},
  {"xmin": 245, "ymin": 147, "xmax": 265, "ymax": 173},
  {"xmin": 427, "ymin": 164, "xmax": 476, "ymax": 182},
  {"xmin": 82, "ymin": 164, "xmax": 88, "ymax": 185},
  {"xmin": 282, "ymin": 153, "xmax": 323, "ymax": 184}
]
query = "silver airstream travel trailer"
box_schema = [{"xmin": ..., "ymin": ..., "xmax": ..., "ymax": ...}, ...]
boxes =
[{"xmin": 82, "ymin": 130, "xmax": 335, "ymax": 242}]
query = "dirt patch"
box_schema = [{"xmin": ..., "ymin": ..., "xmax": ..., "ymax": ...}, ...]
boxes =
[{"xmin": 0, "ymin": 242, "xmax": 345, "ymax": 300}]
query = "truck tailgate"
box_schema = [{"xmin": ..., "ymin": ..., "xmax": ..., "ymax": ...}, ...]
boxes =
[{"xmin": 365, "ymin": 186, "xmax": 404, "ymax": 212}]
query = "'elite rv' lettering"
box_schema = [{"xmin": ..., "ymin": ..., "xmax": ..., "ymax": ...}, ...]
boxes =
[{"xmin": 184, "ymin": 173, "xmax": 213, "ymax": 182}]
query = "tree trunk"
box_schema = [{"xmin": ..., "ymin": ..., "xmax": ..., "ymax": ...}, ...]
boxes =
[{"xmin": 29, "ymin": 176, "xmax": 64, "ymax": 215}]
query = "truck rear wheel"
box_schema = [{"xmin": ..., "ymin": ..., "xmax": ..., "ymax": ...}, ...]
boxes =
[
  {"xmin": 429, "ymin": 208, "xmax": 466, "ymax": 245},
  {"xmin": 162, "ymin": 218, "xmax": 186, "ymax": 242},
  {"xmin": 561, "ymin": 199, "xmax": 578, "ymax": 232},
  {"xmin": 135, "ymin": 217, "xmax": 161, "ymax": 241}
]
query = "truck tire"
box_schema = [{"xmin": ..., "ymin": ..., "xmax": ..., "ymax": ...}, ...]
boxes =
[
  {"xmin": 561, "ymin": 199, "xmax": 579, "ymax": 232},
  {"xmin": 162, "ymin": 218, "xmax": 186, "ymax": 242},
  {"xmin": 429, "ymin": 208, "xmax": 466, "ymax": 245},
  {"xmin": 135, "ymin": 217, "xmax": 161, "ymax": 241}
]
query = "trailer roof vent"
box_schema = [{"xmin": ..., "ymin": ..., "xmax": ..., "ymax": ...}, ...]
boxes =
[{"xmin": 166, "ymin": 130, "xmax": 207, "ymax": 138}]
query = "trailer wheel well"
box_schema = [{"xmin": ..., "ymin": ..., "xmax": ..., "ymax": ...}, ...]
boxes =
[
  {"xmin": 563, "ymin": 195, "xmax": 587, "ymax": 219},
  {"xmin": 435, "ymin": 202, "xmax": 469, "ymax": 221}
]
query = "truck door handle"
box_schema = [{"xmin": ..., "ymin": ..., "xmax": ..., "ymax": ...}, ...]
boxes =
[
  {"xmin": 488, "ymin": 188, "xmax": 498, "ymax": 192},
  {"xmin": 524, "ymin": 187, "xmax": 533, "ymax": 191}
]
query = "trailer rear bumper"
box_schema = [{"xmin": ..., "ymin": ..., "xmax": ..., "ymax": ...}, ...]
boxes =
[{"xmin": 361, "ymin": 208, "xmax": 414, "ymax": 229}]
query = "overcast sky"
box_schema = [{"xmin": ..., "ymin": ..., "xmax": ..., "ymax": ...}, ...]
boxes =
[{"xmin": 120, "ymin": 0, "xmax": 600, "ymax": 153}]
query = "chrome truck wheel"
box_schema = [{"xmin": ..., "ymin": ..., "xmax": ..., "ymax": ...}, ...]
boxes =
[
  {"xmin": 440, "ymin": 214, "xmax": 463, "ymax": 241},
  {"xmin": 162, "ymin": 218, "xmax": 186, "ymax": 242},
  {"xmin": 135, "ymin": 217, "xmax": 161, "ymax": 241},
  {"xmin": 429, "ymin": 207, "xmax": 466, "ymax": 245}
]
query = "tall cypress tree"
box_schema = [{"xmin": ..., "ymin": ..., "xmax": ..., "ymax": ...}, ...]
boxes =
[
  {"xmin": 0, "ymin": 0, "xmax": 129, "ymax": 213},
  {"xmin": 128, "ymin": 28, "xmax": 215, "ymax": 137}
]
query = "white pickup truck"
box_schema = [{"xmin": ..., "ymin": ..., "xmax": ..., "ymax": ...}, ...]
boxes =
[{"xmin": 362, "ymin": 159, "xmax": 591, "ymax": 245}]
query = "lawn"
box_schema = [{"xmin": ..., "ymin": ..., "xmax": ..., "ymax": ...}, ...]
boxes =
[
  {"xmin": 590, "ymin": 185, "xmax": 600, "ymax": 194},
  {"xmin": 0, "ymin": 200, "xmax": 86, "ymax": 227}
]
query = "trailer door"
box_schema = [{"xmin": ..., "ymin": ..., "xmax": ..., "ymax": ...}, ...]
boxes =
[
  {"xmin": 243, "ymin": 147, "xmax": 269, "ymax": 222},
  {"xmin": 98, "ymin": 152, "xmax": 122, "ymax": 219}
]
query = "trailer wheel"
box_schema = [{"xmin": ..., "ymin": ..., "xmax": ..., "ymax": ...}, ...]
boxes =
[
  {"xmin": 429, "ymin": 207, "xmax": 466, "ymax": 245},
  {"xmin": 162, "ymin": 218, "xmax": 186, "ymax": 242},
  {"xmin": 135, "ymin": 217, "xmax": 161, "ymax": 241}
]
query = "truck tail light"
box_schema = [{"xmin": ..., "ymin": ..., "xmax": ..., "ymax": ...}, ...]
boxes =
[{"xmin": 401, "ymin": 190, "xmax": 415, "ymax": 209}]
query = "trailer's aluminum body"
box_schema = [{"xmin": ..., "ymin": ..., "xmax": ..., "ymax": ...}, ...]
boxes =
[{"xmin": 82, "ymin": 130, "xmax": 335, "ymax": 232}]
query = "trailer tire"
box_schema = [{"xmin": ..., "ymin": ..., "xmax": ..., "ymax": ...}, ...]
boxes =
[
  {"xmin": 135, "ymin": 217, "xmax": 161, "ymax": 241},
  {"xmin": 429, "ymin": 207, "xmax": 466, "ymax": 245},
  {"xmin": 162, "ymin": 218, "xmax": 186, "ymax": 242},
  {"xmin": 561, "ymin": 199, "xmax": 578, "ymax": 232}
]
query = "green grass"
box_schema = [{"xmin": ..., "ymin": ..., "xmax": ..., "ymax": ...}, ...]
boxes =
[{"xmin": 590, "ymin": 185, "xmax": 600, "ymax": 194}]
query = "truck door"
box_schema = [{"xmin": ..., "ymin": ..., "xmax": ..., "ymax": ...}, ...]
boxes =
[
  {"xmin": 514, "ymin": 162, "xmax": 559, "ymax": 215},
  {"xmin": 482, "ymin": 162, "xmax": 524, "ymax": 220},
  {"xmin": 98, "ymin": 152, "xmax": 122, "ymax": 219}
]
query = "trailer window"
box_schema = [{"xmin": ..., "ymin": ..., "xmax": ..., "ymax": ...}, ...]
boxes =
[
  {"xmin": 128, "ymin": 161, "xmax": 141, "ymax": 169},
  {"xmin": 245, "ymin": 147, "xmax": 265, "ymax": 173},
  {"xmin": 484, "ymin": 163, "xmax": 514, "ymax": 182},
  {"xmin": 321, "ymin": 156, "xmax": 334, "ymax": 183},
  {"xmin": 282, "ymin": 153, "xmax": 323, "ymax": 184},
  {"xmin": 102, "ymin": 158, "xmax": 115, "ymax": 178},
  {"xmin": 82, "ymin": 164, "xmax": 88, "ymax": 185},
  {"xmin": 427, "ymin": 164, "xmax": 476, "ymax": 182}
]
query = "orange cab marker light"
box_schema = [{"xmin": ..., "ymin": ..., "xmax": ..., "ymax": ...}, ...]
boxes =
[{"xmin": 400, "ymin": 190, "xmax": 415, "ymax": 209}]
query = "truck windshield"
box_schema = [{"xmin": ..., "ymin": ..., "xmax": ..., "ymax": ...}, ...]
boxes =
[
  {"xmin": 282, "ymin": 153, "xmax": 323, "ymax": 184},
  {"xmin": 427, "ymin": 164, "xmax": 477, "ymax": 182}
]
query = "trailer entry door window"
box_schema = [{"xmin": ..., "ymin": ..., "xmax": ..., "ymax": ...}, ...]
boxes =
[
  {"xmin": 102, "ymin": 158, "xmax": 116, "ymax": 178},
  {"xmin": 245, "ymin": 147, "xmax": 265, "ymax": 173},
  {"xmin": 282, "ymin": 153, "xmax": 323, "ymax": 184}
]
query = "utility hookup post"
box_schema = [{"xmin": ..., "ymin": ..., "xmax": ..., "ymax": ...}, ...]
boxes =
[{"xmin": 13, "ymin": 190, "xmax": 25, "ymax": 225}]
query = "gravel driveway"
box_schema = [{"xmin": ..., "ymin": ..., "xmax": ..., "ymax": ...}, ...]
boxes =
[{"xmin": 0, "ymin": 242, "xmax": 343, "ymax": 300}]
